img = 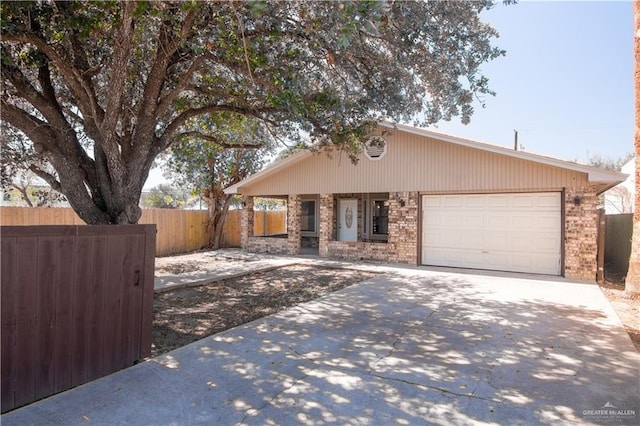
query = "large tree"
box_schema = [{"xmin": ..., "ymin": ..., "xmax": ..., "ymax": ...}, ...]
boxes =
[
  {"xmin": 626, "ymin": 0, "xmax": 640, "ymax": 295},
  {"xmin": 164, "ymin": 115, "xmax": 274, "ymax": 249},
  {"xmin": 1, "ymin": 0, "xmax": 505, "ymax": 224}
]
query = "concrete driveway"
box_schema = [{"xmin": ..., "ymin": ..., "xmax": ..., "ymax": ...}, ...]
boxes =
[{"xmin": 2, "ymin": 265, "xmax": 639, "ymax": 425}]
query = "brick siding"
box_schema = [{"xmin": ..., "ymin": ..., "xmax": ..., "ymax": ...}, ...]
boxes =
[
  {"xmin": 240, "ymin": 189, "xmax": 600, "ymax": 280},
  {"xmin": 564, "ymin": 186, "xmax": 600, "ymax": 280}
]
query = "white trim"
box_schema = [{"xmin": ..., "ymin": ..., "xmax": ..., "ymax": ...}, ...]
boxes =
[{"xmin": 225, "ymin": 149, "xmax": 312, "ymax": 194}]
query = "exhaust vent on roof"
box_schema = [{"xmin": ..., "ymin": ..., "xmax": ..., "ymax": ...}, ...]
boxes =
[{"xmin": 363, "ymin": 136, "xmax": 387, "ymax": 161}]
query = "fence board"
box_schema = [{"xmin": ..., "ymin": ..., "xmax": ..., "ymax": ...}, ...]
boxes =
[
  {"xmin": 86, "ymin": 234, "xmax": 109, "ymax": 381},
  {"xmin": 0, "ymin": 207, "xmax": 287, "ymax": 254},
  {"xmin": 70, "ymin": 236, "xmax": 93, "ymax": 387},
  {"xmin": 52, "ymin": 235, "xmax": 75, "ymax": 394},
  {"xmin": 1, "ymin": 207, "xmax": 207, "ymax": 256},
  {"xmin": 223, "ymin": 211, "xmax": 242, "ymax": 247},
  {"xmin": 605, "ymin": 213, "xmax": 633, "ymax": 275},
  {"xmin": 1, "ymin": 225, "xmax": 156, "ymax": 413},
  {"xmin": 253, "ymin": 210, "xmax": 287, "ymax": 236},
  {"xmin": 35, "ymin": 237, "xmax": 56, "ymax": 400},
  {"xmin": 1, "ymin": 238, "xmax": 17, "ymax": 410},
  {"xmin": 13, "ymin": 238, "xmax": 38, "ymax": 408}
]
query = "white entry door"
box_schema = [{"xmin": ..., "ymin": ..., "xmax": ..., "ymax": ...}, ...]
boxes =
[
  {"xmin": 421, "ymin": 192, "xmax": 561, "ymax": 275},
  {"xmin": 338, "ymin": 199, "xmax": 358, "ymax": 241}
]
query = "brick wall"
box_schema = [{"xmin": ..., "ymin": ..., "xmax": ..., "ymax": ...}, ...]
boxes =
[
  {"xmin": 564, "ymin": 186, "xmax": 600, "ymax": 280},
  {"xmin": 319, "ymin": 194, "xmax": 334, "ymax": 257},
  {"xmin": 318, "ymin": 192, "xmax": 418, "ymax": 265},
  {"xmin": 325, "ymin": 240, "xmax": 395, "ymax": 261},
  {"xmin": 240, "ymin": 196, "xmax": 254, "ymax": 248},
  {"xmin": 286, "ymin": 194, "xmax": 302, "ymax": 253},
  {"xmin": 242, "ymin": 195, "xmax": 302, "ymax": 255},
  {"xmin": 239, "ymin": 189, "xmax": 600, "ymax": 280},
  {"xmin": 387, "ymin": 191, "xmax": 418, "ymax": 264}
]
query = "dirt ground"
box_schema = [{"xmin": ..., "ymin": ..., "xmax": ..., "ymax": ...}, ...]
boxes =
[
  {"xmin": 598, "ymin": 276, "xmax": 640, "ymax": 352},
  {"xmin": 151, "ymin": 257, "xmax": 640, "ymax": 357},
  {"xmin": 152, "ymin": 264, "xmax": 379, "ymax": 357}
]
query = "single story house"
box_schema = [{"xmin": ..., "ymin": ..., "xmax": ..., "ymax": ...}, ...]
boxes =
[{"xmin": 225, "ymin": 122, "xmax": 626, "ymax": 280}]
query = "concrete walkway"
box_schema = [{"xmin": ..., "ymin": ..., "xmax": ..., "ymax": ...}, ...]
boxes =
[
  {"xmin": 153, "ymin": 249, "xmax": 303, "ymax": 292},
  {"xmin": 3, "ymin": 253, "xmax": 639, "ymax": 425}
]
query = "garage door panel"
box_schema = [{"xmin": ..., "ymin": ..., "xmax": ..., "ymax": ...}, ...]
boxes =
[
  {"xmin": 535, "ymin": 236, "xmax": 561, "ymax": 251},
  {"xmin": 536, "ymin": 215, "xmax": 560, "ymax": 228},
  {"xmin": 487, "ymin": 215, "xmax": 508, "ymax": 228},
  {"xmin": 465, "ymin": 197, "xmax": 485, "ymax": 208},
  {"xmin": 422, "ymin": 193, "xmax": 561, "ymax": 275},
  {"xmin": 444, "ymin": 196, "xmax": 464, "ymax": 207},
  {"xmin": 487, "ymin": 195, "xmax": 509, "ymax": 208}
]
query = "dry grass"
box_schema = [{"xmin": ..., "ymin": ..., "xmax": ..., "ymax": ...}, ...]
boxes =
[{"xmin": 151, "ymin": 265, "xmax": 379, "ymax": 357}]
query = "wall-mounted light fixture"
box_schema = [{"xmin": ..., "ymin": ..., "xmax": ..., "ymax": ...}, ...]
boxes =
[
  {"xmin": 241, "ymin": 201, "xmax": 247, "ymax": 208},
  {"xmin": 399, "ymin": 199, "xmax": 406, "ymax": 207},
  {"xmin": 573, "ymin": 196, "xmax": 581, "ymax": 206}
]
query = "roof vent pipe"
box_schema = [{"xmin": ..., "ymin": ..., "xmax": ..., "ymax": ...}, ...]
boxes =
[{"xmin": 514, "ymin": 130, "xmax": 518, "ymax": 151}]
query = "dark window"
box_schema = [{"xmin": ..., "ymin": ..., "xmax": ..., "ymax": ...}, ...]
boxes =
[
  {"xmin": 372, "ymin": 200, "xmax": 388, "ymax": 236},
  {"xmin": 301, "ymin": 200, "xmax": 316, "ymax": 233}
]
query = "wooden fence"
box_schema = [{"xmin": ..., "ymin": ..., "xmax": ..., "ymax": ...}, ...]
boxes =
[
  {"xmin": 0, "ymin": 207, "xmax": 287, "ymax": 256},
  {"xmin": 1, "ymin": 225, "xmax": 156, "ymax": 412},
  {"xmin": 605, "ymin": 213, "xmax": 633, "ymax": 276},
  {"xmin": 253, "ymin": 209, "xmax": 287, "ymax": 236}
]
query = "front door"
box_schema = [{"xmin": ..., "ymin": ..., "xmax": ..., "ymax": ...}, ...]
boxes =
[{"xmin": 338, "ymin": 199, "xmax": 358, "ymax": 241}]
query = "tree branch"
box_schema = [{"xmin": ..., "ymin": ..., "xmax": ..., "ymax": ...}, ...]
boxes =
[
  {"xmin": 0, "ymin": 100, "xmax": 59, "ymax": 155},
  {"xmin": 2, "ymin": 59, "xmax": 71, "ymax": 137},
  {"xmin": 29, "ymin": 165, "xmax": 62, "ymax": 193},
  {"xmin": 2, "ymin": 33, "xmax": 103, "ymax": 126},
  {"xmin": 177, "ymin": 131, "xmax": 264, "ymax": 149},
  {"xmin": 156, "ymin": 53, "xmax": 211, "ymax": 117},
  {"xmin": 159, "ymin": 104, "xmax": 276, "ymax": 149},
  {"xmin": 136, "ymin": 7, "xmax": 200, "ymax": 129}
]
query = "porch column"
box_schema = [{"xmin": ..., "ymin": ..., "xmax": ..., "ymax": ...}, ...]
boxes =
[
  {"xmin": 388, "ymin": 191, "xmax": 419, "ymax": 264},
  {"xmin": 564, "ymin": 185, "xmax": 599, "ymax": 280},
  {"xmin": 240, "ymin": 196, "xmax": 254, "ymax": 249},
  {"xmin": 319, "ymin": 193, "xmax": 334, "ymax": 257},
  {"xmin": 287, "ymin": 194, "xmax": 302, "ymax": 254}
]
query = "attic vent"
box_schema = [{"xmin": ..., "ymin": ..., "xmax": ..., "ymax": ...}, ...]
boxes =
[{"xmin": 363, "ymin": 136, "xmax": 387, "ymax": 161}]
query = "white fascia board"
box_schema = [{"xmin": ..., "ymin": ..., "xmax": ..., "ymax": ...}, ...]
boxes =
[
  {"xmin": 379, "ymin": 121, "xmax": 627, "ymax": 185},
  {"xmin": 224, "ymin": 149, "xmax": 312, "ymax": 194}
]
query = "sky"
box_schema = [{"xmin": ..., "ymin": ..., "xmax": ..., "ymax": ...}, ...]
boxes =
[
  {"xmin": 146, "ymin": 0, "xmax": 635, "ymax": 189},
  {"xmin": 430, "ymin": 0, "xmax": 634, "ymax": 163}
]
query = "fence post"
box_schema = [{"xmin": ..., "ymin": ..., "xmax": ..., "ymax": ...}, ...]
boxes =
[{"xmin": 596, "ymin": 209, "xmax": 605, "ymax": 283}]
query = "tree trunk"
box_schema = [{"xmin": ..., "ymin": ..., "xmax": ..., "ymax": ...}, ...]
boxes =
[
  {"xmin": 206, "ymin": 194, "xmax": 233, "ymax": 250},
  {"xmin": 626, "ymin": 0, "xmax": 640, "ymax": 295},
  {"xmin": 213, "ymin": 198, "xmax": 232, "ymax": 250}
]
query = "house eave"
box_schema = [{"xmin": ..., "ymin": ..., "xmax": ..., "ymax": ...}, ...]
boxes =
[
  {"xmin": 379, "ymin": 121, "xmax": 627, "ymax": 186},
  {"xmin": 226, "ymin": 122, "xmax": 627, "ymax": 195},
  {"xmin": 224, "ymin": 149, "xmax": 313, "ymax": 195}
]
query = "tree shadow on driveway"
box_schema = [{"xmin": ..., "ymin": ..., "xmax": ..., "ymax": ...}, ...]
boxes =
[
  {"xmin": 151, "ymin": 271, "xmax": 639, "ymax": 425},
  {"xmin": 3, "ymin": 269, "xmax": 639, "ymax": 425}
]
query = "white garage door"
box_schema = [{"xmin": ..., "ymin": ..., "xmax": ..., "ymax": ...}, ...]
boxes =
[{"xmin": 422, "ymin": 193, "xmax": 561, "ymax": 275}]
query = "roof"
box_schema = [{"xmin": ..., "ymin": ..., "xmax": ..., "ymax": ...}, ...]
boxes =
[{"xmin": 225, "ymin": 122, "xmax": 627, "ymax": 195}]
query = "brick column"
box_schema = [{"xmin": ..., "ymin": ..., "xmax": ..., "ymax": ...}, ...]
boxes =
[
  {"xmin": 240, "ymin": 196, "xmax": 254, "ymax": 249},
  {"xmin": 287, "ymin": 194, "xmax": 301, "ymax": 254},
  {"xmin": 388, "ymin": 191, "xmax": 419, "ymax": 264},
  {"xmin": 319, "ymin": 194, "xmax": 334, "ymax": 257},
  {"xmin": 564, "ymin": 186, "xmax": 599, "ymax": 280}
]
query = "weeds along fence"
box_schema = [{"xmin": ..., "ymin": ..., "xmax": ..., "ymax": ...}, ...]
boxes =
[{"xmin": 0, "ymin": 207, "xmax": 287, "ymax": 256}]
